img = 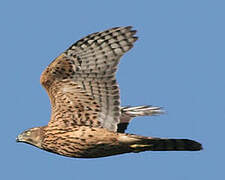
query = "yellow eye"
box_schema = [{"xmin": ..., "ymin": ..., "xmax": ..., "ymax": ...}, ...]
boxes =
[{"xmin": 26, "ymin": 131, "xmax": 31, "ymax": 136}]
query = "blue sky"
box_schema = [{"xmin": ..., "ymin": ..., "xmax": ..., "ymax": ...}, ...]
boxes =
[{"xmin": 1, "ymin": 0, "xmax": 224, "ymax": 179}]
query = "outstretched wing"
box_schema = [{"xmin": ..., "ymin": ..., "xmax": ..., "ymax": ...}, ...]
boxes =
[
  {"xmin": 117, "ymin": 105, "xmax": 164, "ymax": 133},
  {"xmin": 40, "ymin": 26, "xmax": 137, "ymax": 131}
]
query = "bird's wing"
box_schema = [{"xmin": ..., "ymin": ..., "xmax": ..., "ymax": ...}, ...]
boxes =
[
  {"xmin": 40, "ymin": 26, "xmax": 137, "ymax": 131},
  {"xmin": 117, "ymin": 106, "xmax": 164, "ymax": 133}
]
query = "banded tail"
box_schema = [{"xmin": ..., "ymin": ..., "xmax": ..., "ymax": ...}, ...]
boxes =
[
  {"xmin": 129, "ymin": 136, "xmax": 202, "ymax": 152},
  {"xmin": 117, "ymin": 105, "xmax": 164, "ymax": 133}
]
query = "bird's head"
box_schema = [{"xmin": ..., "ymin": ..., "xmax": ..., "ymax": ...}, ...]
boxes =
[{"xmin": 16, "ymin": 127, "xmax": 44, "ymax": 148}]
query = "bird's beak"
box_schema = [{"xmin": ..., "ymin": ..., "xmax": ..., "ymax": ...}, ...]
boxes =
[{"xmin": 16, "ymin": 134, "xmax": 22, "ymax": 142}]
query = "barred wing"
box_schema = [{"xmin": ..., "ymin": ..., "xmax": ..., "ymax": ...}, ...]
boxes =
[{"xmin": 40, "ymin": 26, "xmax": 137, "ymax": 131}]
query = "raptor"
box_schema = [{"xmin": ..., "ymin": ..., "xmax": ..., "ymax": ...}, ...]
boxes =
[{"xmin": 16, "ymin": 26, "xmax": 202, "ymax": 158}]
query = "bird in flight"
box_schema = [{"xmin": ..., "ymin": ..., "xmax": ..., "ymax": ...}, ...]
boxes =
[{"xmin": 16, "ymin": 26, "xmax": 202, "ymax": 158}]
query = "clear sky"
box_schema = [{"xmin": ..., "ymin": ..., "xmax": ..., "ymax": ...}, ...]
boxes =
[{"xmin": 1, "ymin": 0, "xmax": 224, "ymax": 179}]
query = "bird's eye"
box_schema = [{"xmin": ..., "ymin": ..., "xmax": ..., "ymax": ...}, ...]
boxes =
[{"xmin": 26, "ymin": 131, "xmax": 31, "ymax": 136}]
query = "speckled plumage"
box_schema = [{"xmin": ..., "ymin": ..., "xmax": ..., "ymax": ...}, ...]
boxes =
[{"xmin": 17, "ymin": 26, "xmax": 202, "ymax": 158}]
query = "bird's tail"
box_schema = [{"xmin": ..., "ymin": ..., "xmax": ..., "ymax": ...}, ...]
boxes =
[{"xmin": 128, "ymin": 135, "xmax": 202, "ymax": 152}]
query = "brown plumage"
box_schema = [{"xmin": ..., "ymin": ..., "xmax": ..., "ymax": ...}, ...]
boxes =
[{"xmin": 16, "ymin": 26, "xmax": 202, "ymax": 158}]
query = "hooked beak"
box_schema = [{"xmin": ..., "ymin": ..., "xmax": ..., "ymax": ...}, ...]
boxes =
[{"xmin": 16, "ymin": 134, "xmax": 22, "ymax": 142}]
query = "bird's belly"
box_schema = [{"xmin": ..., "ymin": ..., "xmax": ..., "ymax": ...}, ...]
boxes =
[
  {"xmin": 42, "ymin": 127, "xmax": 132, "ymax": 158},
  {"xmin": 44, "ymin": 139, "xmax": 132, "ymax": 158}
]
